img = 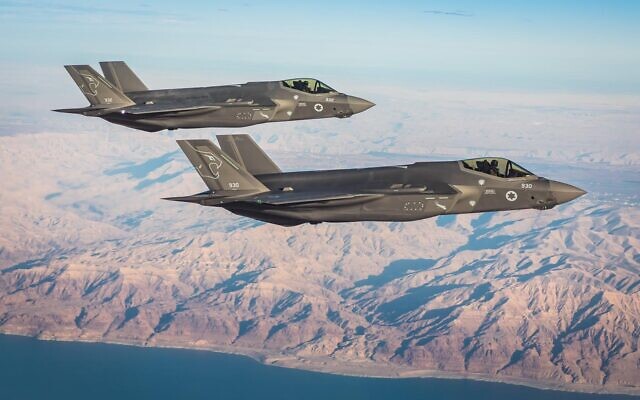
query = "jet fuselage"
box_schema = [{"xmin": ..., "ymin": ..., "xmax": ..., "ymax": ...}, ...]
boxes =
[
  {"xmin": 55, "ymin": 63, "xmax": 374, "ymax": 132},
  {"xmin": 218, "ymin": 160, "xmax": 585, "ymax": 226},
  {"xmin": 104, "ymin": 81, "xmax": 370, "ymax": 131}
]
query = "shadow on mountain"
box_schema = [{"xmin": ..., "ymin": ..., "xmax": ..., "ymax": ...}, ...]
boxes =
[
  {"xmin": 352, "ymin": 259, "xmax": 437, "ymax": 289},
  {"xmin": 115, "ymin": 210, "xmax": 153, "ymax": 229},
  {"xmin": 551, "ymin": 291, "xmax": 612, "ymax": 362},
  {"xmin": 116, "ymin": 306, "xmax": 140, "ymax": 330},
  {"xmin": 290, "ymin": 303, "xmax": 312, "ymax": 323},
  {"xmin": 436, "ymin": 214, "xmax": 456, "ymax": 227},
  {"xmin": 74, "ymin": 307, "xmax": 87, "ymax": 329},
  {"xmin": 450, "ymin": 213, "xmax": 516, "ymax": 253},
  {"xmin": 267, "ymin": 322, "xmax": 287, "ymax": 340},
  {"xmin": 9, "ymin": 266, "xmax": 68, "ymax": 295},
  {"xmin": 420, "ymin": 283, "xmax": 494, "ymax": 322},
  {"xmin": 104, "ymin": 151, "xmax": 179, "ymax": 179},
  {"xmin": 82, "ymin": 271, "xmax": 120, "ymax": 297},
  {"xmin": 135, "ymin": 169, "xmax": 189, "ymax": 191},
  {"xmin": 516, "ymin": 255, "xmax": 569, "ymax": 282},
  {"xmin": 375, "ymin": 284, "xmax": 465, "ymax": 323},
  {"xmin": 153, "ymin": 303, "xmax": 188, "ymax": 334},
  {"xmin": 236, "ymin": 319, "xmax": 258, "ymax": 339},
  {"xmin": 271, "ymin": 291, "xmax": 303, "ymax": 317},
  {"xmin": 214, "ymin": 270, "xmax": 264, "ymax": 294},
  {"xmin": 1, "ymin": 257, "xmax": 49, "ymax": 275},
  {"xmin": 44, "ymin": 192, "xmax": 62, "ymax": 201}
]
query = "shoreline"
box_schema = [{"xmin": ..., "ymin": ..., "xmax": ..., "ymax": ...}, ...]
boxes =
[{"xmin": 1, "ymin": 330, "xmax": 638, "ymax": 397}]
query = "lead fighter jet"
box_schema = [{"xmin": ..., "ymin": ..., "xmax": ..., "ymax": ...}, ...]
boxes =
[
  {"xmin": 53, "ymin": 61, "xmax": 374, "ymax": 132},
  {"xmin": 165, "ymin": 135, "xmax": 586, "ymax": 226}
]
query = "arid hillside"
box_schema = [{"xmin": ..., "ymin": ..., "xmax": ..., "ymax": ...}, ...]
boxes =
[{"xmin": 1, "ymin": 131, "xmax": 638, "ymax": 394}]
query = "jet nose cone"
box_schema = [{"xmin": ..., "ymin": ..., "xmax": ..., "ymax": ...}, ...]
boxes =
[
  {"xmin": 347, "ymin": 96, "xmax": 375, "ymax": 114},
  {"xmin": 549, "ymin": 181, "xmax": 587, "ymax": 204}
]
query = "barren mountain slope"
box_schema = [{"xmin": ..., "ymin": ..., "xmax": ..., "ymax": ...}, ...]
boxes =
[{"xmin": 0, "ymin": 131, "xmax": 638, "ymax": 394}]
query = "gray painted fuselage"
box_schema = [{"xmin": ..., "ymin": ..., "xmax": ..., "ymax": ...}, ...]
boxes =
[
  {"xmin": 216, "ymin": 162, "xmax": 584, "ymax": 226},
  {"xmin": 55, "ymin": 63, "xmax": 374, "ymax": 132},
  {"xmin": 107, "ymin": 82, "xmax": 368, "ymax": 131}
]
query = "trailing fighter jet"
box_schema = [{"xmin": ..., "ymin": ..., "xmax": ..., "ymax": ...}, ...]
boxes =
[
  {"xmin": 53, "ymin": 61, "xmax": 374, "ymax": 132},
  {"xmin": 165, "ymin": 134, "xmax": 586, "ymax": 226}
]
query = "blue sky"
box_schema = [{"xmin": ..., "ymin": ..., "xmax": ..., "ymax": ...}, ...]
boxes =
[{"xmin": 1, "ymin": 0, "xmax": 639, "ymax": 93}]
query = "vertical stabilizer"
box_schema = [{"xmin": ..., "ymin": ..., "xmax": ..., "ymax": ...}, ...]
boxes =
[
  {"xmin": 64, "ymin": 65, "xmax": 135, "ymax": 108},
  {"xmin": 176, "ymin": 139, "xmax": 269, "ymax": 195},
  {"xmin": 99, "ymin": 61, "xmax": 148, "ymax": 92},
  {"xmin": 217, "ymin": 134, "xmax": 281, "ymax": 175}
]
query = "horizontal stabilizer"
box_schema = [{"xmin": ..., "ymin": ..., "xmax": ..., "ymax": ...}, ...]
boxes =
[
  {"xmin": 162, "ymin": 194, "xmax": 212, "ymax": 204},
  {"xmin": 163, "ymin": 191, "xmax": 259, "ymax": 206},
  {"xmin": 52, "ymin": 105, "xmax": 124, "ymax": 116}
]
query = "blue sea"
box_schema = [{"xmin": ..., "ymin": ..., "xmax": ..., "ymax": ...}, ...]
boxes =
[{"xmin": 0, "ymin": 334, "xmax": 636, "ymax": 400}]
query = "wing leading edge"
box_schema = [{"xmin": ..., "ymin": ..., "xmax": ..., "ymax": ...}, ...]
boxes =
[
  {"xmin": 248, "ymin": 191, "xmax": 382, "ymax": 206},
  {"xmin": 163, "ymin": 191, "xmax": 381, "ymax": 207}
]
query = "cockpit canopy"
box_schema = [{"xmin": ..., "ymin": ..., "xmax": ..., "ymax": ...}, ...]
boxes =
[
  {"xmin": 462, "ymin": 157, "xmax": 534, "ymax": 178},
  {"xmin": 282, "ymin": 78, "xmax": 335, "ymax": 94}
]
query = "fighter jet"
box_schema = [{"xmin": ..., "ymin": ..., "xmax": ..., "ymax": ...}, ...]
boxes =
[
  {"xmin": 53, "ymin": 61, "xmax": 374, "ymax": 132},
  {"xmin": 165, "ymin": 134, "xmax": 586, "ymax": 226}
]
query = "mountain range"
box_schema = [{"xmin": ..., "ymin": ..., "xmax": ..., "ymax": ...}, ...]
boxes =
[{"xmin": 1, "ymin": 128, "xmax": 638, "ymax": 395}]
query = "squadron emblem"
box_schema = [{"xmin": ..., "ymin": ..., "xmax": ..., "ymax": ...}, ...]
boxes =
[
  {"xmin": 80, "ymin": 74, "xmax": 99, "ymax": 96},
  {"xmin": 195, "ymin": 150, "xmax": 222, "ymax": 179}
]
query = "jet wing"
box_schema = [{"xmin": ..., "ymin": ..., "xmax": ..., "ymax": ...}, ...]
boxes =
[
  {"xmin": 245, "ymin": 191, "xmax": 383, "ymax": 206},
  {"xmin": 122, "ymin": 104, "xmax": 222, "ymax": 116},
  {"xmin": 163, "ymin": 191, "xmax": 382, "ymax": 207},
  {"xmin": 122, "ymin": 98, "xmax": 276, "ymax": 116}
]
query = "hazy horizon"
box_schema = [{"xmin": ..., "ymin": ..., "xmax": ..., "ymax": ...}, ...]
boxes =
[{"xmin": 2, "ymin": 1, "xmax": 640, "ymax": 93}]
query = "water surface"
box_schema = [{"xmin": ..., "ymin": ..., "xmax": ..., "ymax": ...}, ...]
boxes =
[{"xmin": 0, "ymin": 335, "xmax": 636, "ymax": 400}]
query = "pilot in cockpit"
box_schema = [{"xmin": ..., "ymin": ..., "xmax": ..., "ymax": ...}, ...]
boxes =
[
  {"xmin": 489, "ymin": 160, "xmax": 500, "ymax": 176},
  {"xmin": 293, "ymin": 80, "xmax": 310, "ymax": 93}
]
